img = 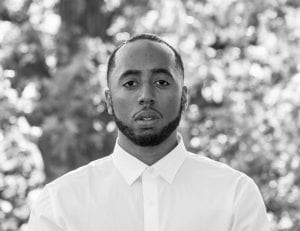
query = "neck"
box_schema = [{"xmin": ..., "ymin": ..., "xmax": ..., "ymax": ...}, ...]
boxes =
[{"xmin": 118, "ymin": 131, "xmax": 178, "ymax": 166}]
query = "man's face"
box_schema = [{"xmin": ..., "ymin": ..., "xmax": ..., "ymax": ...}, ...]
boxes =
[{"xmin": 105, "ymin": 40, "xmax": 187, "ymax": 146}]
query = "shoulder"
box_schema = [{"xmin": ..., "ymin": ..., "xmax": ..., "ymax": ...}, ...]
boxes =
[
  {"xmin": 46, "ymin": 155, "xmax": 114, "ymax": 192},
  {"xmin": 30, "ymin": 155, "xmax": 115, "ymax": 218},
  {"xmin": 183, "ymin": 151, "xmax": 248, "ymax": 182},
  {"xmin": 181, "ymin": 151, "xmax": 260, "ymax": 199}
]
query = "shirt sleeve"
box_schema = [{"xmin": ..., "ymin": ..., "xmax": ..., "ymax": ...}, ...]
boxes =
[
  {"xmin": 230, "ymin": 175, "xmax": 271, "ymax": 231},
  {"xmin": 27, "ymin": 186, "xmax": 65, "ymax": 231}
]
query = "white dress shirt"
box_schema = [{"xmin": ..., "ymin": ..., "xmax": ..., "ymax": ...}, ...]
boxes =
[{"xmin": 28, "ymin": 135, "xmax": 270, "ymax": 231}]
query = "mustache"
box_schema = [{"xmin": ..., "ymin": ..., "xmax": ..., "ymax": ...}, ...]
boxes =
[{"xmin": 133, "ymin": 107, "xmax": 163, "ymax": 119}]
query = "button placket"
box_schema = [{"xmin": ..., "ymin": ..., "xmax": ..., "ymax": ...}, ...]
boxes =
[{"xmin": 142, "ymin": 168, "xmax": 159, "ymax": 231}]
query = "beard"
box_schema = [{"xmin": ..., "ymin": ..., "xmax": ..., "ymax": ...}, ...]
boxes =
[{"xmin": 111, "ymin": 103, "xmax": 183, "ymax": 147}]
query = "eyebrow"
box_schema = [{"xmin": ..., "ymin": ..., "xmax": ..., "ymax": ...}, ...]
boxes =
[
  {"xmin": 119, "ymin": 68, "xmax": 174, "ymax": 80},
  {"xmin": 119, "ymin": 69, "xmax": 142, "ymax": 80},
  {"xmin": 151, "ymin": 68, "xmax": 173, "ymax": 79}
]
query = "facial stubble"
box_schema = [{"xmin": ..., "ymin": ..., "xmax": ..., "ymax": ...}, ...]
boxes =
[{"xmin": 111, "ymin": 100, "xmax": 183, "ymax": 147}]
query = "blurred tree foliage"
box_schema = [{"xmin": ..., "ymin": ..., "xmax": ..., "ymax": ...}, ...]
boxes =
[{"xmin": 0, "ymin": 0, "xmax": 300, "ymax": 230}]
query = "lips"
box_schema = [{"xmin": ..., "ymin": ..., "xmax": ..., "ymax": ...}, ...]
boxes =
[
  {"xmin": 134, "ymin": 110, "xmax": 161, "ymax": 127},
  {"xmin": 134, "ymin": 110, "xmax": 161, "ymax": 121}
]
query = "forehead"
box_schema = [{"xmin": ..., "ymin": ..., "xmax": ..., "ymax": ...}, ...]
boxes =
[{"xmin": 113, "ymin": 40, "xmax": 176, "ymax": 73}]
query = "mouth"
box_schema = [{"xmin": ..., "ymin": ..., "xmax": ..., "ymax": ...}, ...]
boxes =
[
  {"xmin": 138, "ymin": 116, "xmax": 157, "ymax": 121},
  {"xmin": 135, "ymin": 118, "xmax": 159, "ymax": 128},
  {"xmin": 134, "ymin": 110, "xmax": 161, "ymax": 127}
]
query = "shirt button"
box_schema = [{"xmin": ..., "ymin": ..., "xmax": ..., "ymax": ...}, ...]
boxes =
[{"xmin": 148, "ymin": 167, "xmax": 156, "ymax": 175}]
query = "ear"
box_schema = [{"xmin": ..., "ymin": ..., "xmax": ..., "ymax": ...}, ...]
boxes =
[
  {"xmin": 105, "ymin": 89, "xmax": 113, "ymax": 115},
  {"xmin": 181, "ymin": 86, "xmax": 188, "ymax": 111}
]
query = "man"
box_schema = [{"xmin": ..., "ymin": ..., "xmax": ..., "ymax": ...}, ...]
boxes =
[{"xmin": 28, "ymin": 34, "xmax": 270, "ymax": 231}]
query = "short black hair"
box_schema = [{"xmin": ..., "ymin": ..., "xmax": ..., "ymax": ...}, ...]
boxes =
[{"xmin": 106, "ymin": 33, "xmax": 184, "ymax": 85}]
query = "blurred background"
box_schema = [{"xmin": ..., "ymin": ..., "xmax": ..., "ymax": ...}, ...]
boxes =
[{"xmin": 0, "ymin": 0, "xmax": 300, "ymax": 230}]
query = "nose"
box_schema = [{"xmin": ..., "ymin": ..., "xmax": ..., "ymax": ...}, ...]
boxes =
[{"xmin": 138, "ymin": 83, "xmax": 155, "ymax": 106}]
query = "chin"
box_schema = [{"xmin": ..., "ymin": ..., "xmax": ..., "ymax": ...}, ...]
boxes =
[
  {"xmin": 136, "ymin": 126, "xmax": 158, "ymax": 132},
  {"xmin": 112, "ymin": 105, "xmax": 182, "ymax": 147}
]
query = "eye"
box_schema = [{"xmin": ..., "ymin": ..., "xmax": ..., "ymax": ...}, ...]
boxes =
[
  {"xmin": 123, "ymin": 81, "xmax": 138, "ymax": 88},
  {"xmin": 154, "ymin": 80, "xmax": 169, "ymax": 86}
]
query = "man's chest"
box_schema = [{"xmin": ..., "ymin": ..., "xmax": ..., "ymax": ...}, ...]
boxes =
[{"xmin": 59, "ymin": 180, "xmax": 234, "ymax": 231}]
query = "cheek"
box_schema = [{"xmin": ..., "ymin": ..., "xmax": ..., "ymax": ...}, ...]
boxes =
[
  {"xmin": 161, "ymin": 95, "xmax": 182, "ymax": 115},
  {"xmin": 112, "ymin": 96, "xmax": 135, "ymax": 117}
]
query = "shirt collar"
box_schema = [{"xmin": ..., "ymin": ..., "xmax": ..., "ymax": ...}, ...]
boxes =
[{"xmin": 112, "ymin": 134, "xmax": 188, "ymax": 185}]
